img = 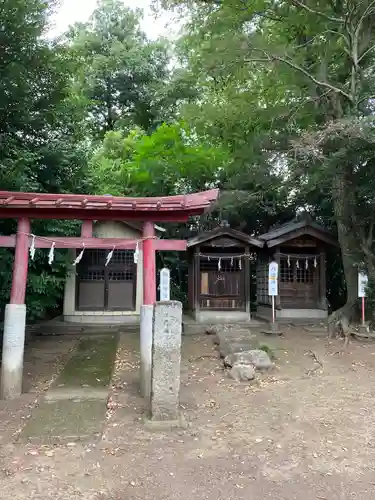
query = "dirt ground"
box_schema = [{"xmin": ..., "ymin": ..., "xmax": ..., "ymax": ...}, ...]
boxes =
[{"xmin": 1, "ymin": 327, "xmax": 375, "ymax": 500}]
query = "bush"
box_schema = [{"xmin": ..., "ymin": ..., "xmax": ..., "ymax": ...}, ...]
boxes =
[{"xmin": 258, "ymin": 344, "xmax": 276, "ymax": 360}]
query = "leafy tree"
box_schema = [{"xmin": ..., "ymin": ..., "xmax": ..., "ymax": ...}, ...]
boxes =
[
  {"xmin": 0, "ymin": 0, "xmax": 90, "ymax": 321},
  {"xmin": 89, "ymin": 121, "xmax": 229, "ymax": 196},
  {"xmin": 160, "ymin": 0, "xmax": 375, "ymax": 326},
  {"xmin": 65, "ymin": 0, "xmax": 171, "ymax": 139}
]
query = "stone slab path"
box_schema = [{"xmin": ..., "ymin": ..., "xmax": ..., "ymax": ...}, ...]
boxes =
[
  {"xmin": 20, "ymin": 399, "xmax": 107, "ymax": 443},
  {"xmin": 19, "ymin": 335, "xmax": 118, "ymax": 443},
  {"xmin": 213, "ymin": 325, "xmax": 258, "ymax": 358}
]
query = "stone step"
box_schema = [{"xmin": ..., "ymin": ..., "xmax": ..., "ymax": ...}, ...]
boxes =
[
  {"xmin": 254, "ymin": 313, "xmax": 328, "ymax": 326},
  {"xmin": 183, "ymin": 319, "xmax": 264, "ymax": 336},
  {"xmin": 27, "ymin": 321, "xmax": 139, "ymax": 336}
]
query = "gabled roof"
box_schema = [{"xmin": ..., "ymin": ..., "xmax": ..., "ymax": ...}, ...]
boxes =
[
  {"xmin": 0, "ymin": 189, "xmax": 219, "ymax": 222},
  {"xmin": 259, "ymin": 219, "xmax": 339, "ymax": 248},
  {"xmin": 187, "ymin": 225, "xmax": 264, "ymax": 248}
]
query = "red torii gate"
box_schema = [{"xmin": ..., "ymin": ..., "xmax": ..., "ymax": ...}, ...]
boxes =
[{"xmin": 0, "ymin": 189, "xmax": 219, "ymax": 399}]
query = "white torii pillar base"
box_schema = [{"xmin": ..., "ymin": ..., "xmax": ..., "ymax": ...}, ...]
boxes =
[
  {"xmin": 1, "ymin": 304, "xmax": 27, "ymax": 399},
  {"xmin": 140, "ymin": 304, "xmax": 154, "ymax": 400}
]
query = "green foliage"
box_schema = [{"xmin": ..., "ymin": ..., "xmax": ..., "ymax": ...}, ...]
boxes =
[
  {"xmin": 3, "ymin": 0, "xmax": 375, "ymax": 324},
  {"xmin": 65, "ymin": 0, "xmax": 171, "ymax": 139},
  {"xmin": 89, "ymin": 122, "xmax": 229, "ymax": 197},
  {"xmin": 257, "ymin": 344, "xmax": 276, "ymax": 361},
  {"xmin": 159, "ymin": 0, "xmax": 375, "ymax": 317},
  {"xmin": 0, "ymin": 0, "xmax": 90, "ymax": 321}
]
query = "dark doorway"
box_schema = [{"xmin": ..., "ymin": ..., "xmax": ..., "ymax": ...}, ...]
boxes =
[
  {"xmin": 280, "ymin": 257, "xmax": 319, "ymax": 308},
  {"xmin": 76, "ymin": 249, "xmax": 136, "ymax": 311}
]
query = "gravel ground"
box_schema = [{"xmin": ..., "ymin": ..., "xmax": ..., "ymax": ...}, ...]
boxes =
[{"xmin": 1, "ymin": 328, "xmax": 375, "ymax": 499}]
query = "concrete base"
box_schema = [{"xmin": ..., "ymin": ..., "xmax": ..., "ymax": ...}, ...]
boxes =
[
  {"xmin": 64, "ymin": 314, "xmax": 140, "ymax": 324},
  {"xmin": 1, "ymin": 304, "xmax": 27, "ymax": 400},
  {"xmin": 262, "ymin": 322, "xmax": 283, "ymax": 335},
  {"xmin": 193, "ymin": 310, "xmax": 251, "ymax": 324},
  {"xmin": 358, "ymin": 325, "xmax": 370, "ymax": 334},
  {"xmin": 45, "ymin": 388, "xmax": 109, "ymax": 402},
  {"xmin": 143, "ymin": 412, "xmax": 188, "ymax": 431},
  {"xmin": 140, "ymin": 304, "xmax": 154, "ymax": 399},
  {"xmin": 257, "ymin": 305, "xmax": 328, "ymax": 323}
]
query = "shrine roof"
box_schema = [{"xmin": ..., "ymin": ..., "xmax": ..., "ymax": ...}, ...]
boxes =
[
  {"xmin": 259, "ymin": 218, "xmax": 339, "ymax": 247},
  {"xmin": 0, "ymin": 189, "xmax": 219, "ymax": 222},
  {"xmin": 187, "ymin": 225, "xmax": 264, "ymax": 248}
]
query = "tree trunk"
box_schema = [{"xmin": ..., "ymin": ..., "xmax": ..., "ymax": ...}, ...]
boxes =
[{"xmin": 330, "ymin": 166, "xmax": 358, "ymax": 327}]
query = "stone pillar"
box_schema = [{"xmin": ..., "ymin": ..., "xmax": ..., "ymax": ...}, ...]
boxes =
[
  {"xmin": 149, "ymin": 301, "xmax": 182, "ymax": 423},
  {"xmin": 140, "ymin": 304, "xmax": 154, "ymax": 399}
]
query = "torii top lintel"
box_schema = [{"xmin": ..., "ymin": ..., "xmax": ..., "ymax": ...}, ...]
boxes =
[{"xmin": 0, "ymin": 189, "xmax": 219, "ymax": 222}]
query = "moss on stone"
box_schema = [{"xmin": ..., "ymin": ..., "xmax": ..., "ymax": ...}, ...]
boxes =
[{"xmin": 54, "ymin": 335, "xmax": 118, "ymax": 388}]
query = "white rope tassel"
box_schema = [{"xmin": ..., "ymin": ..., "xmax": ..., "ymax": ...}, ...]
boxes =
[
  {"xmin": 231, "ymin": 257, "xmax": 233, "ymax": 267},
  {"xmin": 218, "ymin": 258, "xmax": 221, "ymax": 271},
  {"xmin": 287, "ymin": 255, "xmax": 290, "ymax": 267},
  {"xmin": 305, "ymin": 258, "xmax": 308, "ymax": 270},
  {"xmin": 296, "ymin": 259, "xmax": 299, "ymax": 269},
  {"xmin": 73, "ymin": 244, "xmax": 85, "ymax": 266},
  {"xmin": 238, "ymin": 257, "xmax": 242, "ymax": 270},
  {"xmin": 30, "ymin": 234, "xmax": 36, "ymax": 260},
  {"xmin": 314, "ymin": 256, "xmax": 317, "ymax": 268},
  {"xmin": 105, "ymin": 246, "xmax": 115, "ymax": 266},
  {"xmin": 48, "ymin": 242, "xmax": 55, "ymax": 265},
  {"xmin": 134, "ymin": 241, "xmax": 139, "ymax": 264}
]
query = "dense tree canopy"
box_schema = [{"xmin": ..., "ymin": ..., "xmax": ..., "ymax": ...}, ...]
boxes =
[
  {"xmin": 0, "ymin": 0, "xmax": 89, "ymax": 320},
  {"xmin": 65, "ymin": 0, "xmax": 180, "ymax": 139},
  {"xmin": 160, "ymin": 0, "xmax": 375, "ymax": 322},
  {"xmin": 1, "ymin": 0, "xmax": 375, "ymax": 323}
]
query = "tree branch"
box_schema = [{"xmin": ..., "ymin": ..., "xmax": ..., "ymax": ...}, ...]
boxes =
[
  {"xmin": 287, "ymin": 0, "xmax": 345, "ymax": 23},
  {"xmin": 358, "ymin": 94, "xmax": 375, "ymax": 105},
  {"xmin": 356, "ymin": 0, "xmax": 375, "ymax": 36},
  {"xmin": 358, "ymin": 43, "xmax": 375, "ymax": 63},
  {"xmin": 368, "ymin": 221, "xmax": 374, "ymax": 248},
  {"xmin": 247, "ymin": 49, "xmax": 352, "ymax": 101}
]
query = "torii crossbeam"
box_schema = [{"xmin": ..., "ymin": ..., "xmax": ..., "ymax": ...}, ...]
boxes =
[{"xmin": 0, "ymin": 189, "xmax": 219, "ymax": 399}]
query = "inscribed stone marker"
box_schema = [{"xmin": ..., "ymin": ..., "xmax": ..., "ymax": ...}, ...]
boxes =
[{"xmin": 150, "ymin": 301, "xmax": 182, "ymax": 422}]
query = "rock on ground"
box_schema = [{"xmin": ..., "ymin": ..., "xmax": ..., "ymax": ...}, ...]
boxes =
[
  {"xmin": 224, "ymin": 349, "xmax": 273, "ymax": 370},
  {"xmin": 229, "ymin": 362, "xmax": 256, "ymax": 382}
]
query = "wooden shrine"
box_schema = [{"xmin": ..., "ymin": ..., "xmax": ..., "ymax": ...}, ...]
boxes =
[
  {"xmin": 256, "ymin": 216, "xmax": 339, "ymax": 321},
  {"xmin": 187, "ymin": 222, "xmax": 263, "ymax": 323}
]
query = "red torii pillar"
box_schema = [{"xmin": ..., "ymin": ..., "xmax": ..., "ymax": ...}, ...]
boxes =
[
  {"xmin": 1, "ymin": 218, "xmax": 30, "ymax": 399},
  {"xmin": 140, "ymin": 222, "xmax": 156, "ymax": 399}
]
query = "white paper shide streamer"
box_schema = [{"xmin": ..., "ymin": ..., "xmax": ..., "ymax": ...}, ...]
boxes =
[
  {"xmin": 73, "ymin": 244, "xmax": 85, "ymax": 266},
  {"xmin": 105, "ymin": 246, "xmax": 115, "ymax": 266},
  {"xmin": 134, "ymin": 241, "xmax": 139, "ymax": 264},
  {"xmin": 48, "ymin": 242, "xmax": 55, "ymax": 265},
  {"xmin": 30, "ymin": 235, "xmax": 36, "ymax": 261}
]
